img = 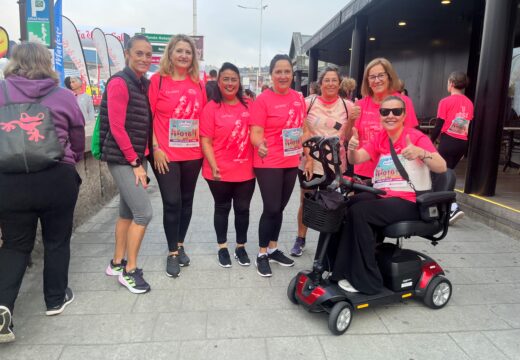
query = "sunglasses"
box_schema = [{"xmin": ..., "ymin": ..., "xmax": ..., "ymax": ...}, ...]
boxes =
[{"xmin": 379, "ymin": 108, "xmax": 404, "ymax": 116}]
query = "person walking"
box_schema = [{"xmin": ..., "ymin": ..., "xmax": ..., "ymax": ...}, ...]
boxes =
[
  {"xmin": 100, "ymin": 35, "xmax": 154, "ymax": 294},
  {"xmin": 0, "ymin": 42, "xmax": 85, "ymax": 342},
  {"xmin": 200, "ymin": 62, "xmax": 255, "ymax": 267},
  {"xmin": 148, "ymin": 34, "xmax": 206, "ymax": 278},
  {"xmin": 249, "ymin": 54, "xmax": 305, "ymax": 277},
  {"xmin": 64, "ymin": 75, "xmax": 96, "ymax": 123}
]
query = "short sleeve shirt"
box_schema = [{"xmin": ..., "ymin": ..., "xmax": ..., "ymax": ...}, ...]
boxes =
[{"xmin": 437, "ymin": 94, "xmax": 474, "ymax": 141}]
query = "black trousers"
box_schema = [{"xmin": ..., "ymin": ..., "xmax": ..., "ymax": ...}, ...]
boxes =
[
  {"xmin": 254, "ymin": 167, "xmax": 298, "ymax": 248},
  {"xmin": 438, "ymin": 133, "xmax": 467, "ymax": 169},
  {"xmin": 327, "ymin": 193, "xmax": 420, "ymax": 295},
  {"xmin": 153, "ymin": 158, "xmax": 202, "ymax": 252},
  {"xmin": 206, "ymin": 178, "xmax": 256, "ymax": 244},
  {"xmin": 0, "ymin": 163, "xmax": 81, "ymax": 312}
]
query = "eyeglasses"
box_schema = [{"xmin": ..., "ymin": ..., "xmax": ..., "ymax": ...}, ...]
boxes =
[
  {"xmin": 368, "ymin": 72, "xmax": 388, "ymax": 82},
  {"xmin": 379, "ymin": 108, "xmax": 404, "ymax": 116}
]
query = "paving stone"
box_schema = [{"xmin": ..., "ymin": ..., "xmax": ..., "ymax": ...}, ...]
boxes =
[
  {"xmin": 450, "ymin": 283, "xmax": 520, "ymax": 305},
  {"xmin": 179, "ymin": 338, "xmax": 267, "ymax": 360},
  {"xmin": 483, "ymin": 329, "xmax": 520, "ymax": 359},
  {"xmin": 489, "ymin": 303, "xmax": 520, "ymax": 328},
  {"xmin": 0, "ymin": 344, "xmax": 63, "ymax": 360},
  {"xmin": 132, "ymin": 289, "xmax": 184, "ymax": 313},
  {"xmin": 152, "ymin": 312, "xmax": 207, "ymax": 341},
  {"xmin": 60, "ymin": 342, "xmax": 180, "ymax": 360},
  {"xmin": 267, "ymin": 336, "xmax": 326, "ymax": 360},
  {"xmin": 449, "ymin": 331, "xmax": 509, "ymax": 360}
]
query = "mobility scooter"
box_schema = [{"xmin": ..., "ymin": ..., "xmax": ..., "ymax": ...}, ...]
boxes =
[{"xmin": 287, "ymin": 136, "xmax": 456, "ymax": 335}]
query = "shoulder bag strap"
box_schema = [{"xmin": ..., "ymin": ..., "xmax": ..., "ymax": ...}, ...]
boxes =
[
  {"xmin": 388, "ymin": 137, "xmax": 416, "ymax": 192},
  {"xmin": 306, "ymin": 95, "xmax": 317, "ymax": 115},
  {"xmin": 340, "ymin": 98, "xmax": 349, "ymax": 120}
]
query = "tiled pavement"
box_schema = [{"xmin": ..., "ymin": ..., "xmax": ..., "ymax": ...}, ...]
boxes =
[{"xmin": 1, "ymin": 176, "xmax": 520, "ymax": 359}]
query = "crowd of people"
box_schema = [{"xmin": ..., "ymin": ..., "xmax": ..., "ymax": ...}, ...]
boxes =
[{"xmin": 0, "ymin": 35, "xmax": 474, "ymax": 343}]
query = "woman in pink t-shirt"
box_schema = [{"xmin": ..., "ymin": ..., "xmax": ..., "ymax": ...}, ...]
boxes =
[
  {"xmin": 249, "ymin": 54, "xmax": 305, "ymax": 277},
  {"xmin": 329, "ymin": 96, "xmax": 446, "ymax": 294},
  {"xmin": 148, "ymin": 34, "xmax": 207, "ymax": 278},
  {"xmin": 200, "ymin": 62, "xmax": 255, "ymax": 268},
  {"xmin": 353, "ymin": 58, "xmax": 419, "ymax": 180},
  {"xmin": 430, "ymin": 71, "xmax": 474, "ymax": 224}
]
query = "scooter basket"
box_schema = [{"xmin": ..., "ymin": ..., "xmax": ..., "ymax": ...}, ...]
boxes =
[{"xmin": 302, "ymin": 194, "xmax": 347, "ymax": 233}]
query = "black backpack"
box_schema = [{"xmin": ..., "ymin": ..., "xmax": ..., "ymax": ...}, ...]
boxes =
[{"xmin": 0, "ymin": 81, "xmax": 65, "ymax": 173}]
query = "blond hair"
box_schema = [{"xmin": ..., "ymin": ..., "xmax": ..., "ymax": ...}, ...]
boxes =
[
  {"xmin": 159, "ymin": 34, "xmax": 200, "ymax": 83},
  {"xmin": 340, "ymin": 77, "xmax": 356, "ymax": 97},
  {"xmin": 360, "ymin": 57, "xmax": 400, "ymax": 98},
  {"xmin": 3, "ymin": 42, "xmax": 58, "ymax": 83}
]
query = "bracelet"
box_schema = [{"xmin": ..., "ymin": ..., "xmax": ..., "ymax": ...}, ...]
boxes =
[{"xmin": 421, "ymin": 149, "xmax": 433, "ymax": 160}]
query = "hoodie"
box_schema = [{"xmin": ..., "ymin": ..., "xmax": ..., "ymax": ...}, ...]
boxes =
[{"xmin": 0, "ymin": 75, "xmax": 85, "ymax": 165}]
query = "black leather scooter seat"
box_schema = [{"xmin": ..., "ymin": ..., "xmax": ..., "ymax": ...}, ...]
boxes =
[{"xmin": 383, "ymin": 220, "xmax": 442, "ymax": 238}]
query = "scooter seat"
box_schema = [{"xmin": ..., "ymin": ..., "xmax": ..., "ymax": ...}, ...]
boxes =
[{"xmin": 382, "ymin": 220, "xmax": 442, "ymax": 238}]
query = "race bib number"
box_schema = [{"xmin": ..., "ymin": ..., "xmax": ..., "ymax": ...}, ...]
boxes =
[
  {"xmin": 282, "ymin": 127, "xmax": 303, "ymax": 157},
  {"xmin": 373, "ymin": 155, "xmax": 409, "ymax": 191},
  {"xmin": 169, "ymin": 119, "xmax": 199, "ymax": 148},
  {"xmin": 446, "ymin": 117, "xmax": 469, "ymax": 137}
]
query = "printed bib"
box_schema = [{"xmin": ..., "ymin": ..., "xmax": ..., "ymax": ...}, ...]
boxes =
[
  {"xmin": 373, "ymin": 154, "xmax": 431, "ymax": 192},
  {"xmin": 446, "ymin": 117, "xmax": 469, "ymax": 137},
  {"xmin": 282, "ymin": 127, "xmax": 303, "ymax": 157},
  {"xmin": 169, "ymin": 119, "xmax": 199, "ymax": 148}
]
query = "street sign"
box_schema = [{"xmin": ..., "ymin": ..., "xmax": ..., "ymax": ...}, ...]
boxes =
[
  {"xmin": 152, "ymin": 45, "xmax": 165, "ymax": 53},
  {"xmin": 139, "ymin": 33, "xmax": 171, "ymax": 43},
  {"xmin": 138, "ymin": 33, "xmax": 204, "ymax": 61},
  {"xmin": 26, "ymin": 0, "xmax": 54, "ymax": 47}
]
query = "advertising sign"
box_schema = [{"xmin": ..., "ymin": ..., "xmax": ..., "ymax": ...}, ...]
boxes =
[
  {"xmin": 0, "ymin": 27, "xmax": 9, "ymax": 59},
  {"xmin": 26, "ymin": 0, "xmax": 54, "ymax": 47},
  {"xmin": 139, "ymin": 33, "xmax": 204, "ymax": 60},
  {"xmin": 54, "ymin": 0, "xmax": 64, "ymax": 86}
]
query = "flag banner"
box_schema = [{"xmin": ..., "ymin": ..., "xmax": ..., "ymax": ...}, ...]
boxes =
[
  {"xmin": 53, "ymin": 0, "xmax": 64, "ymax": 86},
  {"xmin": 0, "ymin": 27, "xmax": 9, "ymax": 59},
  {"xmin": 105, "ymin": 33, "xmax": 125, "ymax": 73},
  {"xmin": 92, "ymin": 28, "xmax": 111, "ymax": 79},
  {"xmin": 62, "ymin": 15, "xmax": 90, "ymax": 88}
]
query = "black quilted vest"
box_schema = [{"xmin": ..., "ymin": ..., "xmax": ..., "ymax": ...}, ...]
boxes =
[{"xmin": 99, "ymin": 67, "xmax": 151, "ymax": 165}]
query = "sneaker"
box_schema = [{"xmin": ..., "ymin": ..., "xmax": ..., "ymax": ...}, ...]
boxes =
[
  {"xmin": 166, "ymin": 255, "xmax": 181, "ymax": 278},
  {"xmin": 290, "ymin": 237, "xmax": 306, "ymax": 257},
  {"xmin": 218, "ymin": 248, "xmax": 232, "ymax": 268},
  {"xmin": 268, "ymin": 249, "xmax": 295, "ymax": 267},
  {"xmin": 449, "ymin": 209, "xmax": 464, "ymax": 225},
  {"xmin": 46, "ymin": 288, "xmax": 75, "ymax": 316},
  {"xmin": 178, "ymin": 246, "xmax": 190, "ymax": 267},
  {"xmin": 234, "ymin": 246, "xmax": 250, "ymax": 266},
  {"xmin": 118, "ymin": 268, "xmax": 151, "ymax": 294},
  {"xmin": 255, "ymin": 254, "xmax": 272, "ymax": 277},
  {"xmin": 0, "ymin": 305, "xmax": 15, "ymax": 343},
  {"xmin": 105, "ymin": 259, "xmax": 127, "ymax": 276},
  {"xmin": 337, "ymin": 279, "xmax": 359, "ymax": 293}
]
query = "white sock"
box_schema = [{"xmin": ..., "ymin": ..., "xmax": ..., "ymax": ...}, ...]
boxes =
[
  {"xmin": 450, "ymin": 202, "xmax": 458, "ymax": 212},
  {"xmin": 267, "ymin": 247, "xmax": 277, "ymax": 255},
  {"xmin": 258, "ymin": 252, "xmax": 267, "ymax": 258}
]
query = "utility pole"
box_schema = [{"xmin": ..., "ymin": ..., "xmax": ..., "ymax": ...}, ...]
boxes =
[
  {"xmin": 18, "ymin": 0, "xmax": 28, "ymax": 41},
  {"xmin": 193, "ymin": 0, "xmax": 197, "ymax": 35}
]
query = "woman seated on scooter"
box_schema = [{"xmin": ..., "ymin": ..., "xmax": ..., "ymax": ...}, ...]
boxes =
[{"xmin": 330, "ymin": 95, "xmax": 446, "ymax": 294}]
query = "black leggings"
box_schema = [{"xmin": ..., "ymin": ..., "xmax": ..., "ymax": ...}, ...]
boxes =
[
  {"xmin": 153, "ymin": 158, "xmax": 202, "ymax": 252},
  {"xmin": 206, "ymin": 179, "xmax": 256, "ymax": 244},
  {"xmin": 438, "ymin": 133, "xmax": 467, "ymax": 169},
  {"xmin": 254, "ymin": 167, "xmax": 298, "ymax": 248}
]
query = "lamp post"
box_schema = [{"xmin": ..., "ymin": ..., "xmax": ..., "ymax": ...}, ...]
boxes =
[{"xmin": 238, "ymin": 1, "xmax": 268, "ymax": 93}]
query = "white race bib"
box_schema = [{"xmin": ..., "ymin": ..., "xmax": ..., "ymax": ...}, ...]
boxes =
[
  {"xmin": 282, "ymin": 127, "xmax": 303, "ymax": 157},
  {"xmin": 169, "ymin": 119, "xmax": 199, "ymax": 148}
]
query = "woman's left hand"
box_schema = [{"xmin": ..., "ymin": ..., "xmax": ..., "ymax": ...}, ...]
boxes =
[
  {"xmin": 401, "ymin": 135, "xmax": 422, "ymax": 160},
  {"xmin": 304, "ymin": 157, "xmax": 314, "ymax": 181}
]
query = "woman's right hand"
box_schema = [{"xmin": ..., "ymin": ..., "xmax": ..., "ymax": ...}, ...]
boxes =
[
  {"xmin": 348, "ymin": 127, "xmax": 359, "ymax": 151},
  {"xmin": 133, "ymin": 165, "xmax": 148, "ymax": 189},
  {"xmin": 153, "ymin": 149, "xmax": 170, "ymax": 174},
  {"xmin": 211, "ymin": 166, "xmax": 221, "ymax": 181},
  {"xmin": 258, "ymin": 139, "xmax": 268, "ymax": 158}
]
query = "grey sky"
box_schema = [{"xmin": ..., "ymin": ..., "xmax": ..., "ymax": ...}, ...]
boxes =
[{"xmin": 1, "ymin": 0, "xmax": 347, "ymax": 67}]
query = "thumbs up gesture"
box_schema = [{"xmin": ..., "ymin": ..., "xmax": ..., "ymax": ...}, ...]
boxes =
[
  {"xmin": 348, "ymin": 127, "xmax": 359, "ymax": 151},
  {"xmin": 402, "ymin": 134, "xmax": 422, "ymax": 160}
]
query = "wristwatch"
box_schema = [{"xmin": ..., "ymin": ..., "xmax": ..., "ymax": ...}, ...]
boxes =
[{"xmin": 131, "ymin": 158, "xmax": 142, "ymax": 168}]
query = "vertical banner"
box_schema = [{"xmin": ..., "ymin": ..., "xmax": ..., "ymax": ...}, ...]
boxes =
[
  {"xmin": 53, "ymin": 0, "xmax": 64, "ymax": 86},
  {"xmin": 0, "ymin": 27, "xmax": 9, "ymax": 59},
  {"xmin": 91, "ymin": 28, "xmax": 111, "ymax": 79},
  {"xmin": 62, "ymin": 16, "xmax": 90, "ymax": 88},
  {"xmin": 26, "ymin": 0, "xmax": 54, "ymax": 47},
  {"xmin": 105, "ymin": 33, "xmax": 125, "ymax": 73}
]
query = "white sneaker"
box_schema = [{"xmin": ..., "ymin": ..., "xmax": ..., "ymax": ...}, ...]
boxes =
[
  {"xmin": 338, "ymin": 279, "xmax": 359, "ymax": 293},
  {"xmin": 0, "ymin": 305, "xmax": 15, "ymax": 343},
  {"xmin": 449, "ymin": 209, "xmax": 464, "ymax": 225}
]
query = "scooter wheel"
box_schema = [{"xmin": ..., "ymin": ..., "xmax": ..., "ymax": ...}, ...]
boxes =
[
  {"xmin": 424, "ymin": 276, "xmax": 452, "ymax": 309},
  {"xmin": 328, "ymin": 301, "xmax": 353, "ymax": 335},
  {"xmin": 287, "ymin": 276, "xmax": 298, "ymax": 304}
]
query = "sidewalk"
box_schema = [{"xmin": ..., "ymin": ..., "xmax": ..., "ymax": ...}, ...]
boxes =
[{"xmin": 1, "ymin": 176, "xmax": 520, "ymax": 360}]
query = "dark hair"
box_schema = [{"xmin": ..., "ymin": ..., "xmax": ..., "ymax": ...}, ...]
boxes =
[
  {"xmin": 244, "ymin": 89, "xmax": 256, "ymax": 100},
  {"xmin": 317, "ymin": 66, "xmax": 341, "ymax": 86},
  {"xmin": 125, "ymin": 34, "xmax": 150, "ymax": 51},
  {"xmin": 64, "ymin": 76, "xmax": 72, "ymax": 90},
  {"xmin": 269, "ymin": 54, "xmax": 292, "ymax": 74},
  {"xmin": 213, "ymin": 62, "xmax": 248, "ymax": 108},
  {"xmin": 448, "ymin": 71, "xmax": 469, "ymax": 90},
  {"xmin": 209, "ymin": 69, "xmax": 217, "ymax": 78},
  {"xmin": 381, "ymin": 95, "xmax": 406, "ymax": 111}
]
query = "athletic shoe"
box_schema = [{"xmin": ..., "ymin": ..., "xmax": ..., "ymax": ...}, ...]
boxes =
[
  {"xmin": 166, "ymin": 255, "xmax": 181, "ymax": 278},
  {"xmin": 338, "ymin": 279, "xmax": 359, "ymax": 293},
  {"xmin": 178, "ymin": 246, "xmax": 190, "ymax": 267},
  {"xmin": 255, "ymin": 254, "xmax": 272, "ymax": 277},
  {"xmin": 449, "ymin": 208, "xmax": 464, "ymax": 225},
  {"xmin": 234, "ymin": 246, "xmax": 251, "ymax": 266},
  {"xmin": 46, "ymin": 288, "xmax": 75, "ymax": 316},
  {"xmin": 290, "ymin": 237, "xmax": 306, "ymax": 257},
  {"xmin": 118, "ymin": 268, "xmax": 151, "ymax": 294},
  {"xmin": 0, "ymin": 305, "xmax": 15, "ymax": 343},
  {"xmin": 218, "ymin": 248, "xmax": 232, "ymax": 268},
  {"xmin": 105, "ymin": 259, "xmax": 127, "ymax": 276},
  {"xmin": 268, "ymin": 249, "xmax": 295, "ymax": 267}
]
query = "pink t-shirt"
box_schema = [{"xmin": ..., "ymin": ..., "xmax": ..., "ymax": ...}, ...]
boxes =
[
  {"xmin": 437, "ymin": 94, "xmax": 474, "ymax": 141},
  {"xmin": 354, "ymin": 93, "xmax": 419, "ymax": 178},
  {"xmin": 363, "ymin": 127, "xmax": 437, "ymax": 203},
  {"xmin": 299, "ymin": 96, "xmax": 353, "ymax": 175},
  {"xmin": 249, "ymin": 89, "xmax": 306, "ymax": 168},
  {"xmin": 200, "ymin": 100, "xmax": 254, "ymax": 182},
  {"xmin": 148, "ymin": 73, "xmax": 207, "ymax": 161}
]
